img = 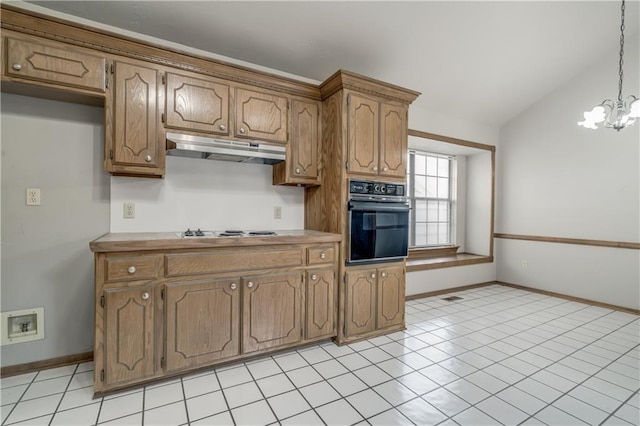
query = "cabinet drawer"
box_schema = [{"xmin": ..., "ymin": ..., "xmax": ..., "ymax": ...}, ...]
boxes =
[
  {"xmin": 6, "ymin": 37, "xmax": 106, "ymax": 92},
  {"xmin": 307, "ymin": 246, "xmax": 335, "ymax": 264},
  {"xmin": 105, "ymin": 256, "xmax": 161, "ymax": 282},
  {"xmin": 165, "ymin": 248, "xmax": 303, "ymax": 277}
]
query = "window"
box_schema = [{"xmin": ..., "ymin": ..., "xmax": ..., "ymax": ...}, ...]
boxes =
[{"xmin": 407, "ymin": 150, "xmax": 453, "ymax": 248}]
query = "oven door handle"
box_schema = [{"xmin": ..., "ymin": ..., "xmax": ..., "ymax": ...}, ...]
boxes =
[{"xmin": 348, "ymin": 201, "xmax": 410, "ymax": 212}]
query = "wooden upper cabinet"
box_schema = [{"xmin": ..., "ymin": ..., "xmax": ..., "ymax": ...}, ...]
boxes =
[
  {"xmin": 164, "ymin": 72, "xmax": 229, "ymax": 135},
  {"xmin": 290, "ymin": 99, "xmax": 319, "ymax": 179},
  {"xmin": 376, "ymin": 266, "xmax": 405, "ymax": 329},
  {"xmin": 235, "ymin": 88, "xmax": 288, "ymax": 143},
  {"xmin": 347, "ymin": 94, "xmax": 379, "ymax": 175},
  {"xmin": 103, "ymin": 286, "xmax": 155, "ymax": 386},
  {"xmin": 344, "ymin": 269, "xmax": 377, "ymax": 337},
  {"xmin": 379, "ymin": 103, "xmax": 407, "ymax": 178},
  {"xmin": 108, "ymin": 60, "xmax": 163, "ymax": 177},
  {"xmin": 242, "ymin": 272, "xmax": 302, "ymax": 353},
  {"xmin": 5, "ymin": 37, "xmax": 106, "ymax": 92},
  {"xmin": 306, "ymin": 269, "xmax": 335, "ymax": 339},
  {"xmin": 165, "ymin": 279, "xmax": 240, "ymax": 372}
]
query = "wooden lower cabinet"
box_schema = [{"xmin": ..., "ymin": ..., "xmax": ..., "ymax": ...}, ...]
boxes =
[
  {"xmin": 343, "ymin": 264, "xmax": 405, "ymax": 340},
  {"xmin": 242, "ymin": 273, "xmax": 302, "ymax": 353},
  {"xmin": 102, "ymin": 285, "xmax": 155, "ymax": 386},
  {"xmin": 164, "ymin": 278, "xmax": 240, "ymax": 372}
]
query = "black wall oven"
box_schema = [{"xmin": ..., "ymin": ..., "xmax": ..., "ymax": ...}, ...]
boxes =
[{"xmin": 347, "ymin": 179, "xmax": 410, "ymax": 265}]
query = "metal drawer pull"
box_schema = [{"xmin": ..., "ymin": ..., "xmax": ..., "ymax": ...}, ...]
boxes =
[
  {"xmin": 128, "ymin": 266, "xmax": 136, "ymax": 274},
  {"xmin": 295, "ymin": 168, "xmax": 301, "ymax": 174},
  {"xmin": 320, "ymin": 253, "xmax": 326, "ymax": 259},
  {"xmin": 230, "ymin": 283, "xmax": 237, "ymax": 290},
  {"xmin": 12, "ymin": 63, "xmax": 22, "ymax": 71},
  {"xmin": 247, "ymin": 281, "xmax": 254, "ymax": 288},
  {"xmin": 219, "ymin": 124, "xmax": 226, "ymax": 131},
  {"xmin": 311, "ymin": 274, "xmax": 318, "ymax": 281},
  {"xmin": 239, "ymin": 127, "xmax": 246, "ymax": 134},
  {"xmin": 145, "ymin": 155, "xmax": 152, "ymax": 162},
  {"xmin": 141, "ymin": 292, "xmax": 149, "ymax": 300}
]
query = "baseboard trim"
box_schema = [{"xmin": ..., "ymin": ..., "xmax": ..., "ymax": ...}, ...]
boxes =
[
  {"xmin": 406, "ymin": 281, "xmax": 496, "ymax": 301},
  {"xmin": 497, "ymin": 281, "xmax": 640, "ymax": 316},
  {"xmin": 1, "ymin": 351, "xmax": 93, "ymax": 378}
]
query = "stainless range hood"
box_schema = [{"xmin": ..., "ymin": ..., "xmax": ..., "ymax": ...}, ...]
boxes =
[{"xmin": 166, "ymin": 132, "xmax": 286, "ymax": 165}]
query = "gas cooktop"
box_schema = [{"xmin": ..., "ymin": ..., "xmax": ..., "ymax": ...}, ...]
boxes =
[{"xmin": 177, "ymin": 229, "xmax": 279, "ymax": 238}]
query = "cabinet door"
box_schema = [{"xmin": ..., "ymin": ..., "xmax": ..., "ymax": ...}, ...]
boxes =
[
  {"xmin": 164, "ymin": 72, "xmax": 229, "ymax": 135},
  {"xmin": 379, "ymin": 103, "xmax": 407, "ymax": 178},
  {"xmin": 306, "ymin": 269, "xmax": 335, "ymax": 339},
  {"xmin": 290, "ymin": 99, "xmax": 319, "ymax": 180},
  {"xmin": 112, "ymin": 61, "xmax": 160, "ymax": 169},
  {"xmin": 6, "ymin": 37, "xmax": 106, "ymax": 92},
  {"xmin": 242, "ymin": 272, "xmax": 302, "ymax": 353},
  {"xmin": 165, "ymin": 279, "xmax": 240, "ymax": 372},
  {"xmin": 347, "ymin": 94, "xmax": 379, "ymax": 175},
  {"xmin": 344, "ymin": 269, "xmax": 377, "ymax": 337},
  {"xmin": 376, "ymin": 266, "xmax": 405, "ymax": 329},
  {"xmin": 235, "ymin": 88, "xmax": 288, "ymax": 143},
  {"xmin": 103, "ymin": 286, "xmax": 155, "ymax": 386}
]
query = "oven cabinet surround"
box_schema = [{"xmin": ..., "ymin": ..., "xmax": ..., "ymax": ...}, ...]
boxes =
[
  {"xmin": 343, "ymin": 264, "xmax": 405, "ymax": 340},
  {"xmin": 90, "ymin": 231, "xmax": 339, "ymax": 395}
]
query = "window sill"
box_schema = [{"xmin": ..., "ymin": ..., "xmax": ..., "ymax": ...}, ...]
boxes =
[{"xmin": 406, "ymin": 252, "xmax": 493, "ymax": 272}]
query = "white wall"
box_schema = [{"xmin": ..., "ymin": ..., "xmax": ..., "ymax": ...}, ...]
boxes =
[
  {"xmin": 496, "ymin": 35, "xmax": 640, "ymax": 309},
  {"xmin": 465, "ymin": 151, "xmax": 492, "ymax": 256},
  {"xmin": 111, "ymin": 157, "xmax": 304, "ymax": 232},
  {"xmin": 1, "ymin": 93, "xmax": 109, "ymax": 366}
]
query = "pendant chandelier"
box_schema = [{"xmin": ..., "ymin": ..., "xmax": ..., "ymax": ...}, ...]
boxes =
[{"xmin": 578, "ymin": 0, "xmax": 639, "ymax": 131}]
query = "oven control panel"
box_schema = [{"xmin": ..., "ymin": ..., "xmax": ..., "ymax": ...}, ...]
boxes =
[{"xmin": 349, "ymin": 179, "xmax": 405, "ymax": 197}]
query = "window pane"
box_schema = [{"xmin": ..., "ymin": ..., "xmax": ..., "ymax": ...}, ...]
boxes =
[
  {"xmin": 426, "ymin": 156, "xmax": 437, "ymax": 175},
  {"xmin": 437, "ymin": 177, "xmax": 449, "ymax": 198},
  {"xmin": 415, "ymin": 155, "xmax": 425, "ymax": 175},
  {"xmin": 427, "ymin": 223, "xmax": 438, "ymax": 245},
  {"xmin": 438, "ymin": 223, "xmax": 450, "ymax": 244},
  {"xmin": 415, "ymin": 175, "xmax": 426, "ymax": 197},
  {"xmin": 427, "ymin": 201, "xmax": 438, "ymax": 222},
  {"xmin": 438, "ymin": 158, "xmax": 449, "ymax": 177},
  {"xmin": 415, "ymin": 223, "xmax": 427, "ymax": 246},
  {"xmin": 426, "ymin": 176, "xmax": 437, "ymax": 197},
  {"xmin": 438, "ymin": 202, "xmax": 449, "ymax": 222},
  {"xmin": 416, "ymin": 200, "xmax": 427, "ymax": 222}
]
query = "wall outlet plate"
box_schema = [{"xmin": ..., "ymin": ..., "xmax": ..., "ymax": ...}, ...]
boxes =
[
  {"xmin": 123, "ymin": 202, "xmax": 135, "ymax": 219},
  {"xmin": 26, "ymin": 188, "xmax": 40, "ymax": 206}
]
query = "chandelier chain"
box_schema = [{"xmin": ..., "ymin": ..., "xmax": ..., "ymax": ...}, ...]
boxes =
[{"xmin": 618, "ymin": 0, "xmax": 625, "ymax": 102}]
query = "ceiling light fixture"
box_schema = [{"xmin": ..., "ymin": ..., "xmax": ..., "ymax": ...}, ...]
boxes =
[{"xmin": 578, "ymin": 0, "xmax": 639, "ymax": 131}]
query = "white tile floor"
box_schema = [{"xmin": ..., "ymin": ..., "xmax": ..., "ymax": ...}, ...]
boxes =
[{"xmin": 1, "ymin": 284, "xmax": 639, "ymax": 425}]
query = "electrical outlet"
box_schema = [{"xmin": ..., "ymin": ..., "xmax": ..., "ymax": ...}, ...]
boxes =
[
  {"xmin": 274, "ymin": 206, "xmax": 282, "ymax": 219},
  {"xmin": 26, "ymin": 188, "xmax": 40, "ymax": 206},
  {"xmin": 123, "ymin": 202, "xmax": 135, "ymax": 219},
  {"xmin": 521, "ymin": 260, "xmax": 528, "ymax": 269}
]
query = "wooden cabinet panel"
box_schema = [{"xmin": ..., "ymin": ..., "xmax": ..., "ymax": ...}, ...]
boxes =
[
  {"xmin": 242, "ymin": 273, "xmax": 302, "ymax": 353},
  {"xmin": 165, "ymin": 248, "xmax": 303, "ymax": 277},
  {"xmin": 290, "ymin": 99, "xmax": 318, "ymax": 179},
  {"xmin": 235, "ymin": 88, "xmax": 288, "ymax": 143},
  {"xmin": 103, "ymin": 286, "xmax": 155, "ymax": 386},
  {"xmin": 164, "ymin": 72, "xmax": 229, "ymax": 135},
  {"xmin": 376, "ymin": 266, "xmax": 405, "ymax": 329},
  {"xmin": 306, "ymin": 269, "xmax": 335, "ymax": 339},
  {"xmin": 344, "ymin": 269, "xmax": 377, "ymax": 337},
  {"xmin": 165, "ymin": 279, "xmax": 240, "ymax": 371},
  {"xmin": 112, "ymin": 61, "xmax": 159, "ymax": 169},
  {"xmin": 379, "ymin": 103, "xmax": 407, "ymax": 178},
  {"xmin": 307, "ymin": 246, "xmax": 335, "ymax": 265},
  {"xmin": 104, "ymin": 255, "xmax": 160, "ymax": 282},
  {"xmin": 347, "ymin": 94, "xmax": 378, "ymax": 175},
  {"xmin": 5, "ymin": 37, "xmax": 106, "ymax": 92}
]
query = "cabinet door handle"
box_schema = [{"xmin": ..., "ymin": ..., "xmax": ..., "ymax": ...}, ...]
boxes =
[
  {"xmin": 373, "ymin": 166, "xmax": 378, "ymax": 172},
  {"xmin": 239, "ymin": 127, "xmax": 246, "ymax": 134},
  {"xmin": 320, "ymin": 253, "xmax": 326, "ymax": 259},
  {"xmin": 370, "ymin": 273, "xmax": 376, "ymax": 279},
  {"xmin": 247, "ymin": 281, "xmax": 254, "ymax": 288},
  {"xmin": 11, "ymin": 63, "xmax": 22, "ymax": 71},
  {"xmin": 230, "ymin": 283, "xmax": 237, "ymax": 290},
  {"xmin": 381, "ymin": 272, "xmax": 387, "ymax": 278},
  {"xmin": 145, "ymin": 155, "xmax": 152, "ymax": 162},
  {"xmin": 128, "ymin": 266, "xmax": 136, "ymax": 274},
  {"xmin": 219, "ymin": 124, "xmax": 226, "ymax": 131},
  {"xmin": 311, "ymin": 274, "xmax": 318, "ymax": 281},
  {"xmin": 295, "ymin": 168, "xmax": 301, "ymax": 174},
  {"xmin": 141, "ymin": 292, "xmax": 149, "ymax": 300},
  {"xmin": 383, "ymin": 167, "xmax": 389, "ymax": 172}
]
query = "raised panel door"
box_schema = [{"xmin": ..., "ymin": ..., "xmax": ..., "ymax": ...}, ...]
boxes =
[
  {"xmin": 164, "ymin": 72, "xmax": 229, "ymax": 135},
  {"xmin": 235, "ymin": 88, "xmax": 288, "ymax": 143},
  {"xmin": 347, "ymin": 94, "xmax": 379, "ymax": 175},
  {"xmin": 103, "ymin": 286, "xmax": 155, "ymax": 386},
  {"xmin": 379, "ymin": 103, "xmax": 407, "ymax": 178},
  {"xmin": 112, "ymin": 61, "xmax": 159, "ymax": 168},
  {"xmin": 290, "ymin": 99, "xmax": 319, "ymax": 180},
  {"xmin": 306, "ymin": 269, "xmax": 335, "ymax": 339},
  {"xmin": 376, "ymin": 266, "xmax": 405, "ymax": 329},
  {"xmin": 6, "ymin": 37, "xmax": 106, "ymax": 92},
  {"xmin": 165, "ymin": 279, "xmax": 240, "ymax": 372},
  {"xmin": 344, "ymin": 269, "xmax": 377, "ymax": 337},
  {"xmin": 242, "ymin": 272, "xmax": 302, "ymax": 353}
]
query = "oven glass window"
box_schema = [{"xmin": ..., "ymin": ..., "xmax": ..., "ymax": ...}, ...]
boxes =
[{"xmin": 350, "ymin": 208, "xmax": 409, "ymax": 262}]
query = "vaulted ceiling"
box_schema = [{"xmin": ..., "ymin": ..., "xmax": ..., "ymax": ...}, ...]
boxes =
[{"xmin": 22, "ymin": 1, "xmax": 640, "ymax": 128}]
